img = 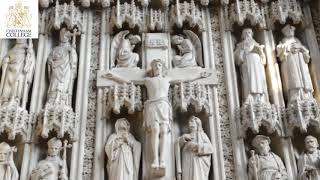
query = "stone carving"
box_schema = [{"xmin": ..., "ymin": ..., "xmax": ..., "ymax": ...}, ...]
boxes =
[
  {"xmin": 173, "ymin": 82, "xmax": 211, "ymax": 113},
  {"xmin": 171, "ymin": 30, "xmax": 203, "ymax": 68},
  {"xmin": 270, "ymin": 0, "xmax": 303, "ymax": 26},
  {"xmin": 175, "ymin": 116, "xmax": 213, "ymax": 180},
  {"xmin": 234, "ymin": 29, "xmax": 280, "ymax": 135},
  {"xmin": 31, "ymin": 138, "xmax": 70, "ymax": 180},
  {"xmin": 170, "ymin": 0, "xmax": 204, "ymax": 31},
  {"xmin": 105, "ymin": 118, "xmax": 141, "ymax": 180},
  {"xmin": 149, "ymin": 9, "xmax": 165, "ymax": 31},
  {"xmin": 104, "ymin": 59, "xmax": 211, "ymax": 176},
  {"xmin": 277, "ymin": 24, "xmax": 313, "ymax": 103},
  {"xmin": 111, "ymin": 1, "xmax": 143, "ymax": 31},
  {"xmin": 104, "ymin": 83, "xmax": 142, "ymax": 117},
  {"xmin": 235, "ymin": 28, "xmax": 267, "ymax": 104},
  {"xmin": 47, "ymin": 1, "xmax": 83, "ymax": 32},
  {"xmin": 0, "ymin": 39, "xmax": 35, "ymax": 106},
  {"xmin": 298, "ymin": 135, "xmax": 320, "ymax": 180},
  {"xmin": 110, "ymin": 31, "xmax": 141, "ymax": 68},
  {"xmin": 0, "ymin": 142, "xmax": 18, "ymax": 180},
  {"xmin": 224, "ymin": 0, "xmax": 266, "ymax": 30},
  {"xmin": 36, "ymin": 28, "xmax": 78, "ymax": 140},
  {"xmin": 248, "ymin": 135, "xmax": 288, "ymax": 180},
  {"xmin": 0, "ymin": 39, "xmax": 34, "ymax": 141}
]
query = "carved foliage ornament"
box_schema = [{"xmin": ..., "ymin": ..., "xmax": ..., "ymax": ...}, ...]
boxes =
[{"xmin": 269, "ymin": 0, "xmax": 303, "ymax": 26}]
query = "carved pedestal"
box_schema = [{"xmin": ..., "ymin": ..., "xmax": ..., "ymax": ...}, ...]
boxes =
[
  {"xmin": 0, "ymin": 101, "xmax": 30, "ymax": 141},
  {"xmin": 36, "ymin": 103, "xmax": 77, "ymax": 140},
  {"xmin": 285, "ymin": 98, "xmax": 320, "ymax": 135}
]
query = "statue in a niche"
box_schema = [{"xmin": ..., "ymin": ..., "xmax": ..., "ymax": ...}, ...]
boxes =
[
  {"xmin": 31, "ymin": 138, "xmax": 68, "ymax": 180},
  {"xmin": 105, "ymin": 118, "xmax": 141, "ymax": 180},
  {"xmin": 175, "ymin": 116, "xmax": 213, "ymax": 180},
  {"xmin": 248, "ymin": 135, "xmax": 288, "ymax": 180},
  {"xmin": 46, "ymin": 27, "xmax": 78, "ymax": 106},
  {"xmin": 277, "ymin": 24, "xmax": 313, "ymax": 103},
  {"xmin": 234, "ymin": 28, "xmax": 268, "ymax": 104},
  {"xmin": 105, "ymin": 59, "xmax": 211, "ymax": 173},
  {"xmin": 171, "ymin": 30, "xmax": 203, "ymax": 68},
  {"xmin": 110, "ymin": 30, "xmax": 141, "ymax": 68},
  {"xmin": 0, "ymin": 39, "xmax": 35, "ymax": 106},
  {"xmin": 298, "ymin": 135, "xmax": 320, "ymax": 180},
  {"xmin": 0, "ymin": 142, "xmax": 18, "ymax": 180}
]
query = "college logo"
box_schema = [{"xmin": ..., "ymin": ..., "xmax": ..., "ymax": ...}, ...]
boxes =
[{"xmin": 0, "ymin": 0, "xmax": 38, "ymax": 39}]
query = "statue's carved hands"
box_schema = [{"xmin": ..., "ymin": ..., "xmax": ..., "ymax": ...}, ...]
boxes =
[
  {"xmin": 248, "ymin": 156, "xmax": 257, "ymax": 170},
  {"xmin": 187, "ymin": 142, "xmax": 198, "ymax": 152}
]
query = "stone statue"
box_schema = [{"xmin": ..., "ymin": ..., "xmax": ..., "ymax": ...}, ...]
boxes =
[
  {"xmin": 175, "ymin": 116, "xmax": 213, "ymax": 180},
  {"xmin": 277, "ymin": 24, "xmax": 313, "ymax": 103},
  {"xmin": 105, "ymin": 118, "xmax": 141, "ymax": 180},
  {"xmin": 110, "ymin": 30, "xmax": 141, "ymax": 68},
  {"xmin": 0, "ymin": 142, "xmax": 18, "ymax": 180},
  {"xmin": 248, "ymin": 135, "xmax": 288, "ymax": 180},
  {"xmin": 31, "ymin": 138, "xmax": 68, "ymax": 180},
  {"xmin": 47, "ymin": 28, "xmax": 78, "ymax": 106},
  {"xmin": 0, "ymin": 39, "xmax": 35, "ymax": 106},
  {"xmin": 105, "ymin": 59, "xmax": 210, "ymax": 172},
  {"xmin": 298, "ymin": 135, "xmax": 320, "ymax": 180},
  {"xmin": 234, "ymin": 28, "xmax": 268, "ymax": 104},
  {"xmin": 171, "ymin": 30, "xmax": 203, "ymax": 68}
]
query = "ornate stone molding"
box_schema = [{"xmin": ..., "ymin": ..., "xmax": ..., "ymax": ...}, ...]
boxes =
[
  {"xmin": 170, "ymin": 0, "xmax": 204, "ymax": 31},
  {"xmin": 104, "ymin": 83, "xmax": 143, "ymax": 117},
  {"xmin": 149, "ymin": 9, "xmax": 165, "ymax": 31},
  {"xmin": 224, "ymin": 0, "xmax": 267, "ymax": 30},
  {"xmin": 269, "ymin": 0, "xmax": 303, "ymax": 26},
  {"xmin": 47, "ymin": 0, "xmax": 83, "ymax": 32},
  {"xmin": 285, "ymin": 98, "xmax": 320, "ymax": 135},
  {"xmin": 173, "ymin": 82, "xmax": 212, "ymax": 114},
  {"xmin": 0, "ymin": 101, "xmax": 30, "ymax": 141},
  {"xmin": 110, "ymin": 1, "xmax": 144, "ymax": 31},
  {"xmin": 36, "ymin": 103, "xmax": 77, "ymax": 140},
  {"xmin": 237, "ymin": 101, "xmax": 282, "ymax": 136}
]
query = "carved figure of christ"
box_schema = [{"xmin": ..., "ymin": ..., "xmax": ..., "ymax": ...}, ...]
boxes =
[{"xmin": 103, "ymin": 59, "xmax": 211, "ymax": 172}]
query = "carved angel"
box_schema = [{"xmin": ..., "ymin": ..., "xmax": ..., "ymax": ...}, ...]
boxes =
[
  {"xmin": 110, "ymin": 30, "xmax": 141, "ymax": 68},
  {"xmin": 171, "ymin": 30, "xmax": 203, "ymax": 68}
]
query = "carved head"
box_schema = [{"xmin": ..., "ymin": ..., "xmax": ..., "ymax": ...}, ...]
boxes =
[
  {"xmin": 115, "ymin": 118, "xmax": 130, "ymax": 134},
  {"xmin": 189, "ymin": 116, "xmax": 203, "ymax": 132},
  {"xmin": 47, "ymin": 138, "xmax": 62, "ymax": 156},
  {"xmin": 0, "ymin": 142, "xmax": 12, "ymax": 162},
  {"xmin": 59, "ymin": 28, "xmax": 71, "ymax": 43},
  {"xmin": 305, "ymin": 135, "xmax": 319, "ymax": 152},
  {"xmin": 241, "ymin": 28, "xmax": 253, "ymax": 40},
  {"xmin": 150, "ymin": 59, "xmax": 167, "ymax": 77},
  {"xmin": 281, "ymin": 24, "xmax": 295, "ymax": 38},
  {"xmin": 252, "ymin": 135, "xmax": 271, "ymax": 155},
  {"xmin": 171, "ymin": 35, "xmax": 184, "ymax": 45}
]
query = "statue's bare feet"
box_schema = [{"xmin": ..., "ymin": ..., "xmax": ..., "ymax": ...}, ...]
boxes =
[
  {"xmin": 151, "ymin": 161, "xmax": 158, "ymax": 169},
  {"xmin": 159, "ymin": 161, "xmax": 165, "ymax": 168}
]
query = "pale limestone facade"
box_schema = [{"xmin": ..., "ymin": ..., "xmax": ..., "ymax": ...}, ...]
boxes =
[{"xmin": 1, "ymin": 0, "xmax": 320, "ymax": 180}]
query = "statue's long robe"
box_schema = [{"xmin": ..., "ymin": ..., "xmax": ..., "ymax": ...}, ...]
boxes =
[
  {"xmin": 277, "ymin": 37, "xmax": 313, "ymax": 99},
  {"xmin": 105, "ymin": 133, "xmax": 141, "ymax": 180},
  {"xmin": 249, "ymin": 153, "xmax": 288, "ymax": 180},
  {"xmin": 234, "ymin": 40, "xmax": 267, "ymax": 103},
  {"xmin": 0, "ymin": 163, "xmax": 19, "ymax": 180},
  {"xmin": 31, "ymin": 156, "xmax": 66, "ymax": 180},
  {"xmin": 298, "ymin": 150, "xmax": 320, "ymax": 180},
  {"xmin": 176, "ymin": 131, "xmax": 213, "ymax": 180}
]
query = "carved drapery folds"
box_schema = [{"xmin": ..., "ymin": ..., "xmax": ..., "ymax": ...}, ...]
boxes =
[
  {"xmin": 0, "ymin": 39, "xmax": 35, "ymax": 142},
  {"xmin": 170, "ymin": 0, "xmax": 204, "ymax": 31},
  {"xmin": 103, "ymin": 83, "xmax": 142, "ymax": 117},
  {"xmin": 173, "ymin": 82, "xmax": 212, "ymax": 114}
]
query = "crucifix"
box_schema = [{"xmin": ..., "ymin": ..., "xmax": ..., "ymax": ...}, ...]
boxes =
[{"xmin": 97, "ymin": 33, "xmax": 216, "ymax": 179}]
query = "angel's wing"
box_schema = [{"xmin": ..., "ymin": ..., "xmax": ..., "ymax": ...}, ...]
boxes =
[
  {"xmin": 183, "ymin": 30, "xmax": 203, "ymax": 67},
  {"xmin": 110, "ymin": 30, "xmax": 129, "ymax": 68}
]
